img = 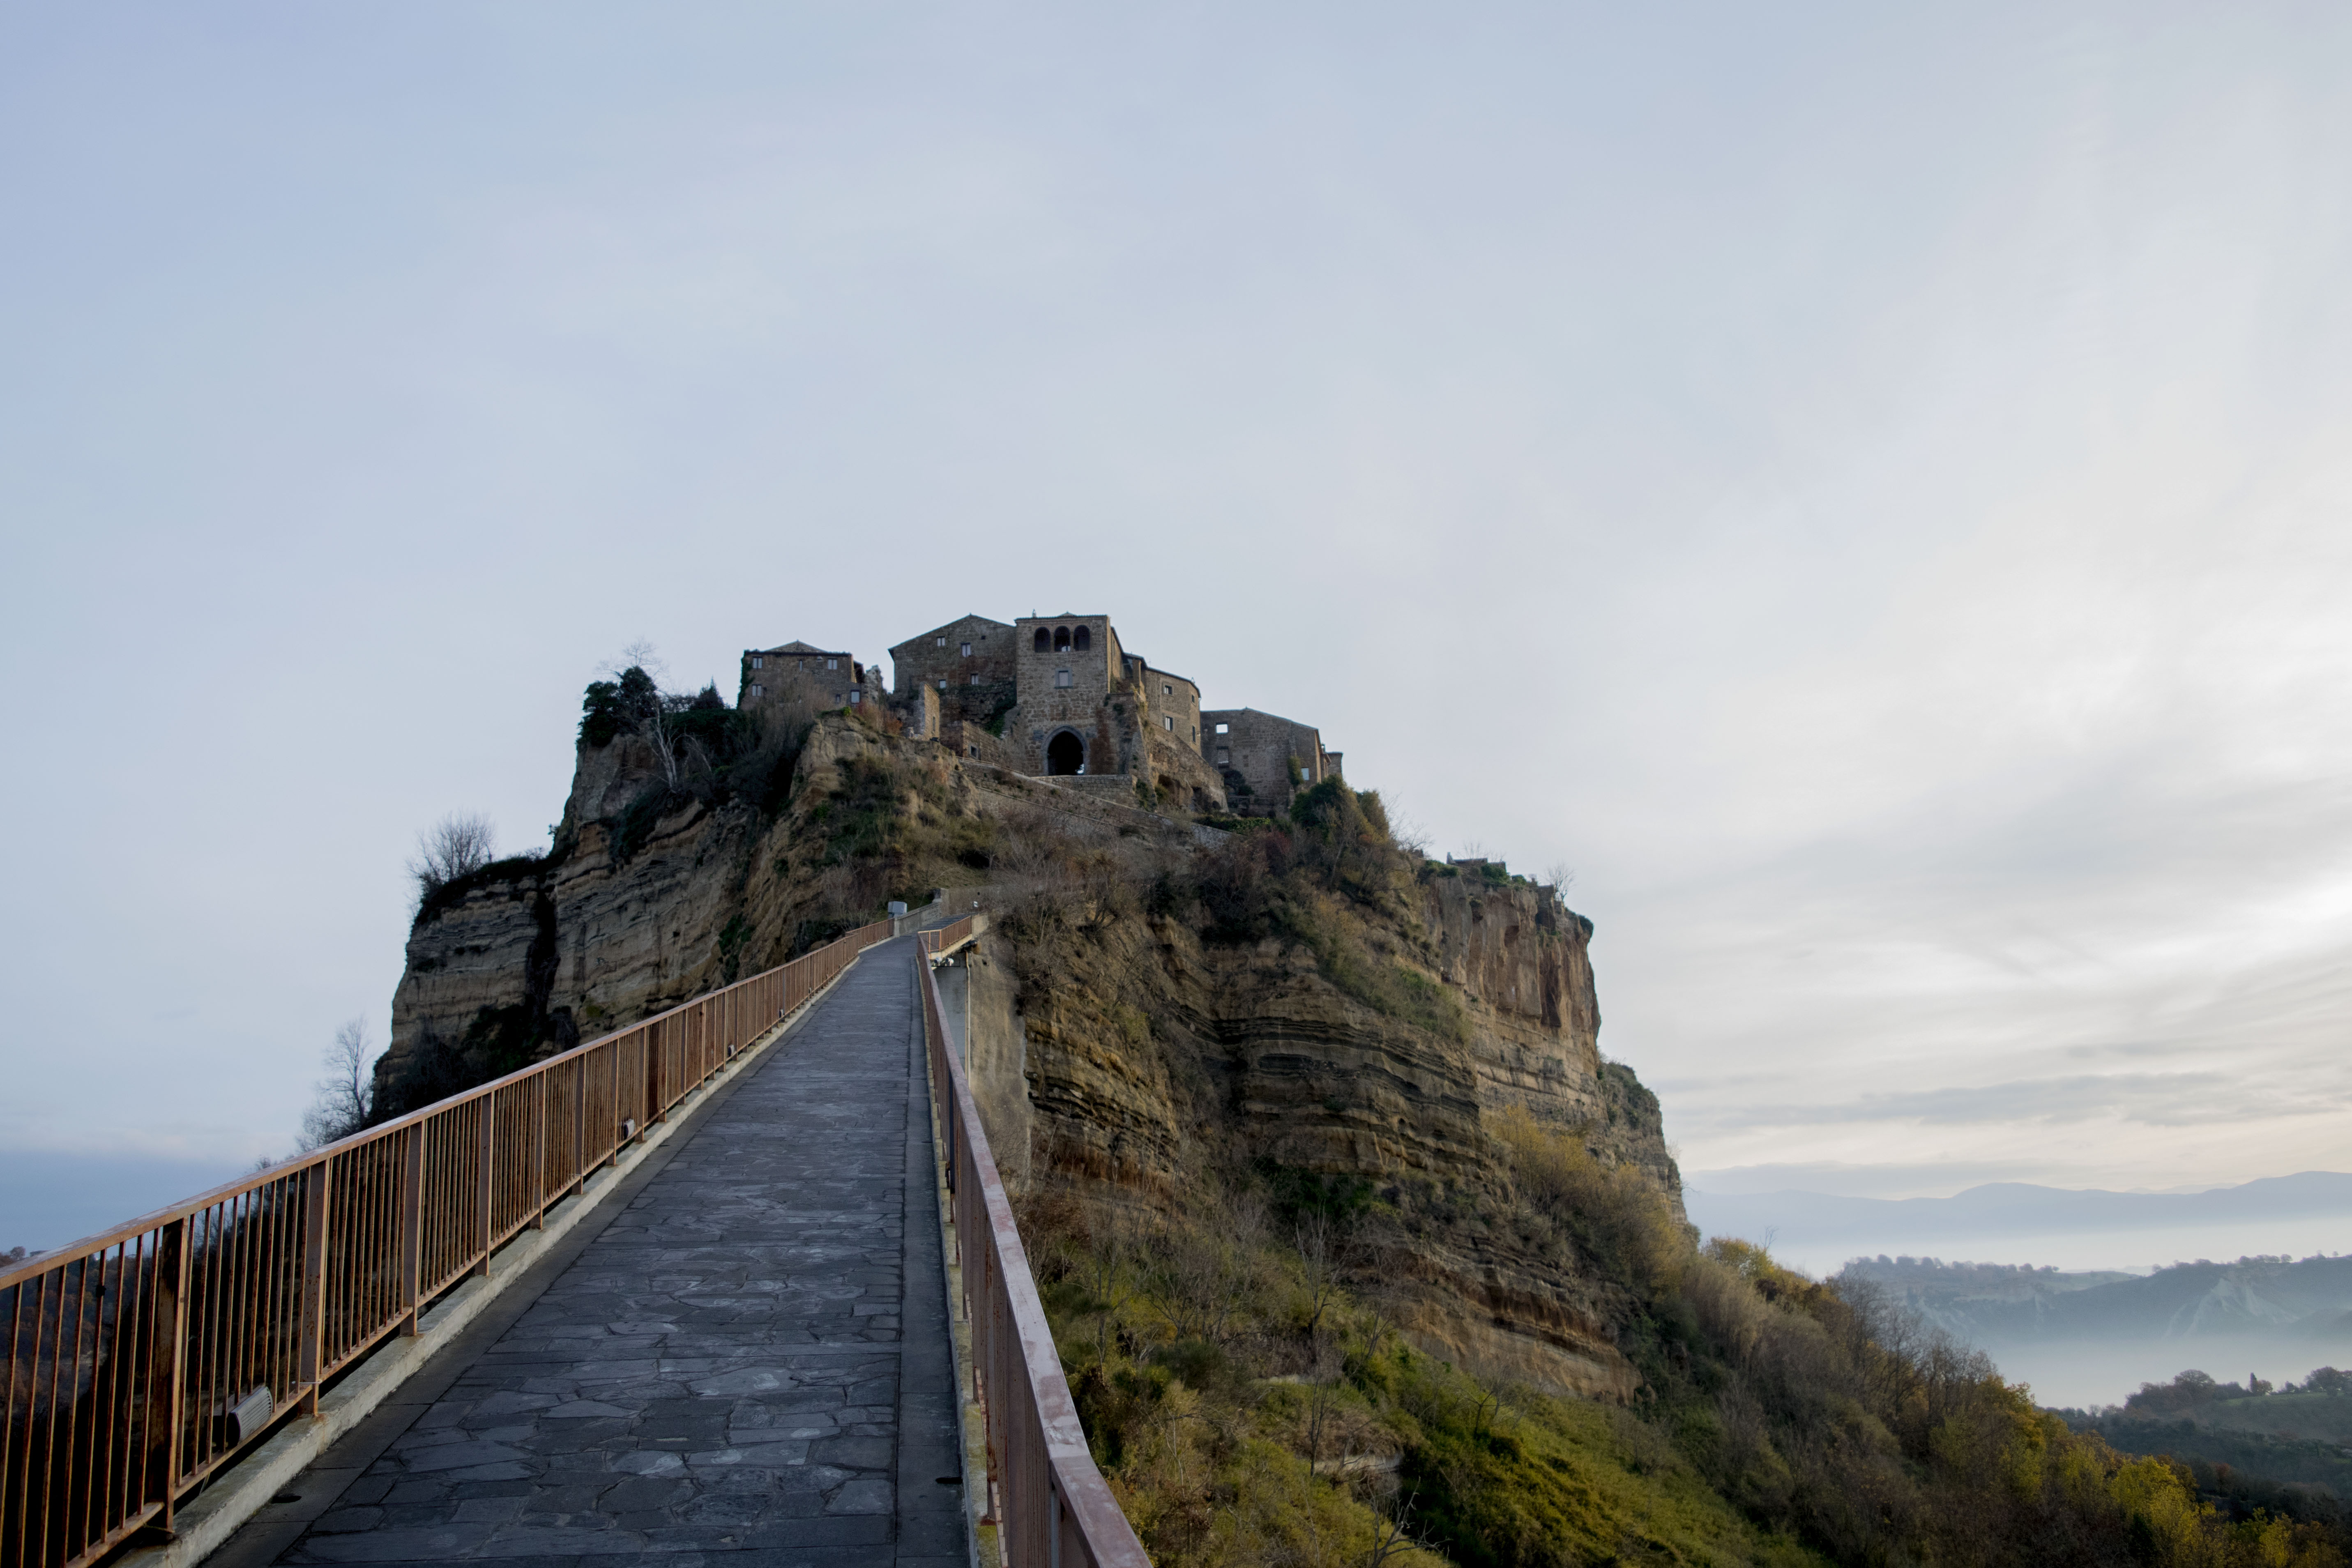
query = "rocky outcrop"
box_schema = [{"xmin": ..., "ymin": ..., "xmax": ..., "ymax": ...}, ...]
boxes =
[
  {"xmin": 378, "ymin": 715, "xmax": 901, "ymax": 1105},
  {"xmin": 955, "ymin": 861, "xmax": 1682, "ymax": 1402},
  {"xmin": 381, "ymin": 712, "xmax": 1685, "ymax": 1403}
]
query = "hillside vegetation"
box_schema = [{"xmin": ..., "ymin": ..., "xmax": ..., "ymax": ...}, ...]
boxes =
[
  {"xmin": 971, "ymin": 775, "xmax": 2350, "ymax": 1565},
  {"xmin": 385, "ymin": 680, "xmax": 2352, "ymax": 1564}
]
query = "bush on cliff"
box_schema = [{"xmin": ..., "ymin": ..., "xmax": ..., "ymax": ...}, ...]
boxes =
[
  {"xmin": 1138, "ymin": 777, "xmax": 1476, "ymax": 1041},
  {"xmin": 580, "ymin": 668, "xmax": 803, "ymax": 831}
]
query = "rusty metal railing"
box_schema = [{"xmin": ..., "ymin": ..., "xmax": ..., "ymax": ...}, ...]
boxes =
[
  {"xmin": 0, "ymin": 915, "xmax": 897, "ymax": 1568},
  {"xmin": 916, "ymin": 921, "xmax": 1150, "ymax": 1568}
]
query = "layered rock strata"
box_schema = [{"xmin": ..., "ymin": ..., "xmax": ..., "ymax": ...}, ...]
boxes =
[{"xmin": 382, "ymin": 713, "xmax": 1684, "ymax": 1402}]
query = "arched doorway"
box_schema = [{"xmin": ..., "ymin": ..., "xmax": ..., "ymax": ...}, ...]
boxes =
[{"xmin": 1046, "ymin": 731, "xmax": 1085, "ymax": 775}]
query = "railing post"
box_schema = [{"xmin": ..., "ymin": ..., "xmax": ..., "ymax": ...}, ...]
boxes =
[
  {"xmin": 530, "ymin": 1073, "xmax": 548, "ymax": 1230},
  {"xmin": 648, "ymin": 1020, "xmax": 666, "ymax": 1125},
  {"xmin": 607, "ymin": 1043, "xmax": 621, "ymax": 1167},
  {"xmin": 146, "ymin": 1217, "xmax": 190, "ymax": 1526},
  {"xmin": 573, "ymin": 1058, "xmax": 589, "ymax": 1194},
  {"xmin": 399, "ymin": 1124, "xmax": 424, "ymax": 1335},
  {"xmin": 472, "ymin": 1097, "xmax": 494, "ymax": 1278},
  {"xmin": 297, "ymin": 1162, "xmax": 330, "ymax": 1417}
]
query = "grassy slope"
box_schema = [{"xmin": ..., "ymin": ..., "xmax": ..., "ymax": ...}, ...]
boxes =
[{"xmin": 1021, "ymin": 1193, "xmax": 1824, "ymax": 1568}]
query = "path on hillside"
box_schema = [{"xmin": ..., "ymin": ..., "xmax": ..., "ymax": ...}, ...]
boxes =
[{"xmin": 210, "ymin": 937, "xmax": 965, "ymax": 1568}]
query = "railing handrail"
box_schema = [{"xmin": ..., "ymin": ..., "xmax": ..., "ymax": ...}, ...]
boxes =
[
  {"xmin": 0, "ymin": 923, "xmax": 897, "ymax": 1288},
  {"xmin": 917, "ymin": 920, "xmax": 1152, "ymax": 1568},
  {"xmin": 1, "ymin": 912, "xmax": 902, "ymax": 1568}
]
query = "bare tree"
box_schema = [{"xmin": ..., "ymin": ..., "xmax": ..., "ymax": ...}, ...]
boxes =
[
  {"xmin": 1077, "ymin": 1206, "xmax": 1138, "ymax": 1358},
  {"xmin": 604, "ymin": 642, "xmax": 686, "ymax": 790},
  {"xmin": 1541, "ymin": 860, "xmax": 1576, "ymax": 896},
  {"xmin": 408, "ymin": 813, "xmax": 497, "ymax": 907},
  {"xmin": 1303, "ymin": 1338, "xmax": 1345, "ymax": 1471},
  {"xmin": 300, "ymin": 1018, "xmax": 375, "ymax": 1149},
  {"xmin": 1294, "ymin": 1212, "xmax": 1355, "ymax": 1353},
  {"xmin": 1364, "ymin": 1493, "xmax": 1432, "ymax": 1568}
]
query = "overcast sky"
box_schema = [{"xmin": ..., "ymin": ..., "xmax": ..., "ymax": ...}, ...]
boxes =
[{"xmin": 6, "ymin": 4, "xmax": 2351, "ymax": 1236}]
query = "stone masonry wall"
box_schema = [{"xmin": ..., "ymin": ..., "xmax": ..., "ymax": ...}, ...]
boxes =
[
  {"xmin": 1202, "ymin": 707, "xmax": 1328, "ymax": 816},
  {"xmin": 1008, "ymin": 614, "xmax": 1122, "ymax": 776},
  {"xmin": 887, "ymin": 614, "xmax": 1017, "ymax": 707}
]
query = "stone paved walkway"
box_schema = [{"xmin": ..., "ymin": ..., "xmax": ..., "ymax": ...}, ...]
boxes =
[{"xmin": 213, "ymin": 939, "xmax": 964, "ymax": 1568}]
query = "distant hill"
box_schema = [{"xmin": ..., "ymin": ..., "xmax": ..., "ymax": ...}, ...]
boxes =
[
  {"xmin": 2057, "ymin": 1372, "xmax": 2352, "ymax": 1504},
  {"xmin": 1841, "ymin": 1253, "xmax": 2352, "ymax": 1346},
  {"xmin": 1689, "ymin": 1170, "xmax": 2352, "ymax": 1251}
]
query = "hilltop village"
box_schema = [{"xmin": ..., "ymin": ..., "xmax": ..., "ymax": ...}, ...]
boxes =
[{"xmin": 738, "ymin": 611, "xmax": 1341, "ymax": 817}]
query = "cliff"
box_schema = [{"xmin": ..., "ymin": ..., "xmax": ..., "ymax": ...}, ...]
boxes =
[{"xmin": 379, "ymin": 702, "xmax": 1685, "ymax": 1402}]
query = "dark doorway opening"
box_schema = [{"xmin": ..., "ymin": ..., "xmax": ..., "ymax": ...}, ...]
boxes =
[{"xmin": 1046, "ymin": 732, "xmax": 1085, "ymax": 775}]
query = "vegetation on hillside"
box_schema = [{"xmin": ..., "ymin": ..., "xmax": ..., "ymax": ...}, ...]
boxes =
[
  {"xmin": 1023, "ymin": 1174, "xmax": 2352, "ymax": 1567},
  {"xmin": 986, "ymin": 776, "xmax": 2352, "ymax": 1566},
  {"xmin": 387, "ymin": 689, "xmax": 2352, "ymax": 1563}
]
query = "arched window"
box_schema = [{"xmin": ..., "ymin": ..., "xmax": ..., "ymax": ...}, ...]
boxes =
[
  {"xmin": 1046, "ymin": 731, "xmax": 1085, "ymax": 775},
  {"xmin": 1073, "ymin": 625, "xmax": 1091, "ymax": 651},
  {"xmin": 1033, "ymin": 627, "xmax": 1050, "ymax": 652},
  {"xmin": 1054, "ymin": 626, "xmax": 1071, "ymax": 652}
]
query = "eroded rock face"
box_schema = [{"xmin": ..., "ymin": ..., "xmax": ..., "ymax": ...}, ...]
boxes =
[
  {"xmin": 380, "ymin": 716, "xmax": 1685, "ymax": 1404},
  {"xmin": 967, "ymin": 872, "xmax": 1684, "ymax": 1404},
  {"xmin": 378, "ymin": 716, "xmax": 905, "ymax": 1105}
]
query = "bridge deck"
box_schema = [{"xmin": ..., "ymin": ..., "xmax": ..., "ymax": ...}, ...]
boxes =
[{"xmin": 211, "ymin": 937, "xmax": 965, "ymax": 1568}]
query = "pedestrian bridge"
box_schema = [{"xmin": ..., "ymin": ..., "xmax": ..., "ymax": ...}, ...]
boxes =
[{"xmin": 1, "ymin": 919, "xmax": 1145, "ymax": 1568}]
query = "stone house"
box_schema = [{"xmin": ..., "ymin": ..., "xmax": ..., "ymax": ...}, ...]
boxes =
[
  {"xmin": 737, "ymin": 611, "xmax": 1337, "ymax": 818},
  {"xmin": 886, "ymin": 615, "xmax": 1019, "ymax": 736},
  {"xmin": 737, "ymin": 641, "xmax": 882, "ymax": 730},
  {"xmin": 998, "ymin": 614, "xmax": 1228, "ymax": 813},
  {"xmin": 1202, "ymin": 707, "xmax": 1342, "ymax": 816}
]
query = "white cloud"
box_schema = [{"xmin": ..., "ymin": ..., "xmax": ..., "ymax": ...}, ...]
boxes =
[{"xmin": 2, "ymin": 4, "xmax": 2350, "ymax": 1203}]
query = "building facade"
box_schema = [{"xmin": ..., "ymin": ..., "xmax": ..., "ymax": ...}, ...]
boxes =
[
  {"xmin": 741, "ymin": 611, "xmax": 1338, "ymax": 817},
  {"xmin": 1202, "ymin": 707, "xmax": 1342, "ymax": 817},
  {"xmin": 737, "ymin": 641, "xmax": 882, "ymax": 726}
]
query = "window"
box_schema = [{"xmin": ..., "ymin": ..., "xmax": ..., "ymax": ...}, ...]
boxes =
[
  {"xmin": 1214, "ymin": 722, "xmax": 1229, "ymax": 734},
  {"xmin": 751, "ymin": 655, "xmax": 764, "ymax": 670},
  {"xmin": 848, "ymin": 689, "xmax": 861, "ymax": 705},
  {"xmin": 1216, "ymin": 748, "xmax": 1230, "ymax": 764},
  {"xmin": 1163, "ymin": 715, "xmax": 1174, "ymax": 730},
  {"xmin": 1033, "ymin": 628, "xmax": 1050, "ymax": 652},
  {"xmin": 827, "ymin": 657, "xmax": 839, "ymax": 670},
  {"xmin": 938, "ymin": 679, "xmax": 948, "ymax": 691},
  {"xmin": 1300, "ymin": 766, "xmax": 1311, "ymax": 781},
  {"xmin": 936, "ymin": 636, "xmax": 947, "ymax": 647},
  {"xmin": 1161, "ymin": 683, "xmax": 1172, "ymax": 695},
  {"xmin": 961, "ymin": 642, "xmax": 972, "ymax": 656},
  {"xmin": 1054, "ymin": 668, "xmax": 1073, "ymax": 688},
  {"xmin": 968, "ymin": 674, "xmax": 980, "ymax": 685},
  {"xmin": 1073, "ymin": 625, "xmax": 1091, "ymax": 651},
  {"xmin": 750, "ymin": 683, "xmax": 764, "ymax": 697},
  {"xmin": 1053, "ymin": 625, "xmax": 1071, "ymax": 652}
]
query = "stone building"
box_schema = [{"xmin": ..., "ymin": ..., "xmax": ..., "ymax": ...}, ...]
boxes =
[
  {"xmin": 997, "ymin": 614, "xmax": 1228, "ymax": 813},
  {"xmin": 739, "ymin": 610, "xmax": 1338, "ymax": 818},
  {"xmin": 1202, "ymin": 707, "xmax": 1342, "ymax": 816},
  {"xmin": 886, "ymin": 615, "xmax": 1018, "ymax": 737},
  {"xmin": 737, "ymin": 641, "xmax": 881, "ymax": 728}
]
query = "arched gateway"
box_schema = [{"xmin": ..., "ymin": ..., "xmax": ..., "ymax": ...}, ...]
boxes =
[{"xmin": 1046, "ymin": 730, "xmax": 1085, "ymax": 775}]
